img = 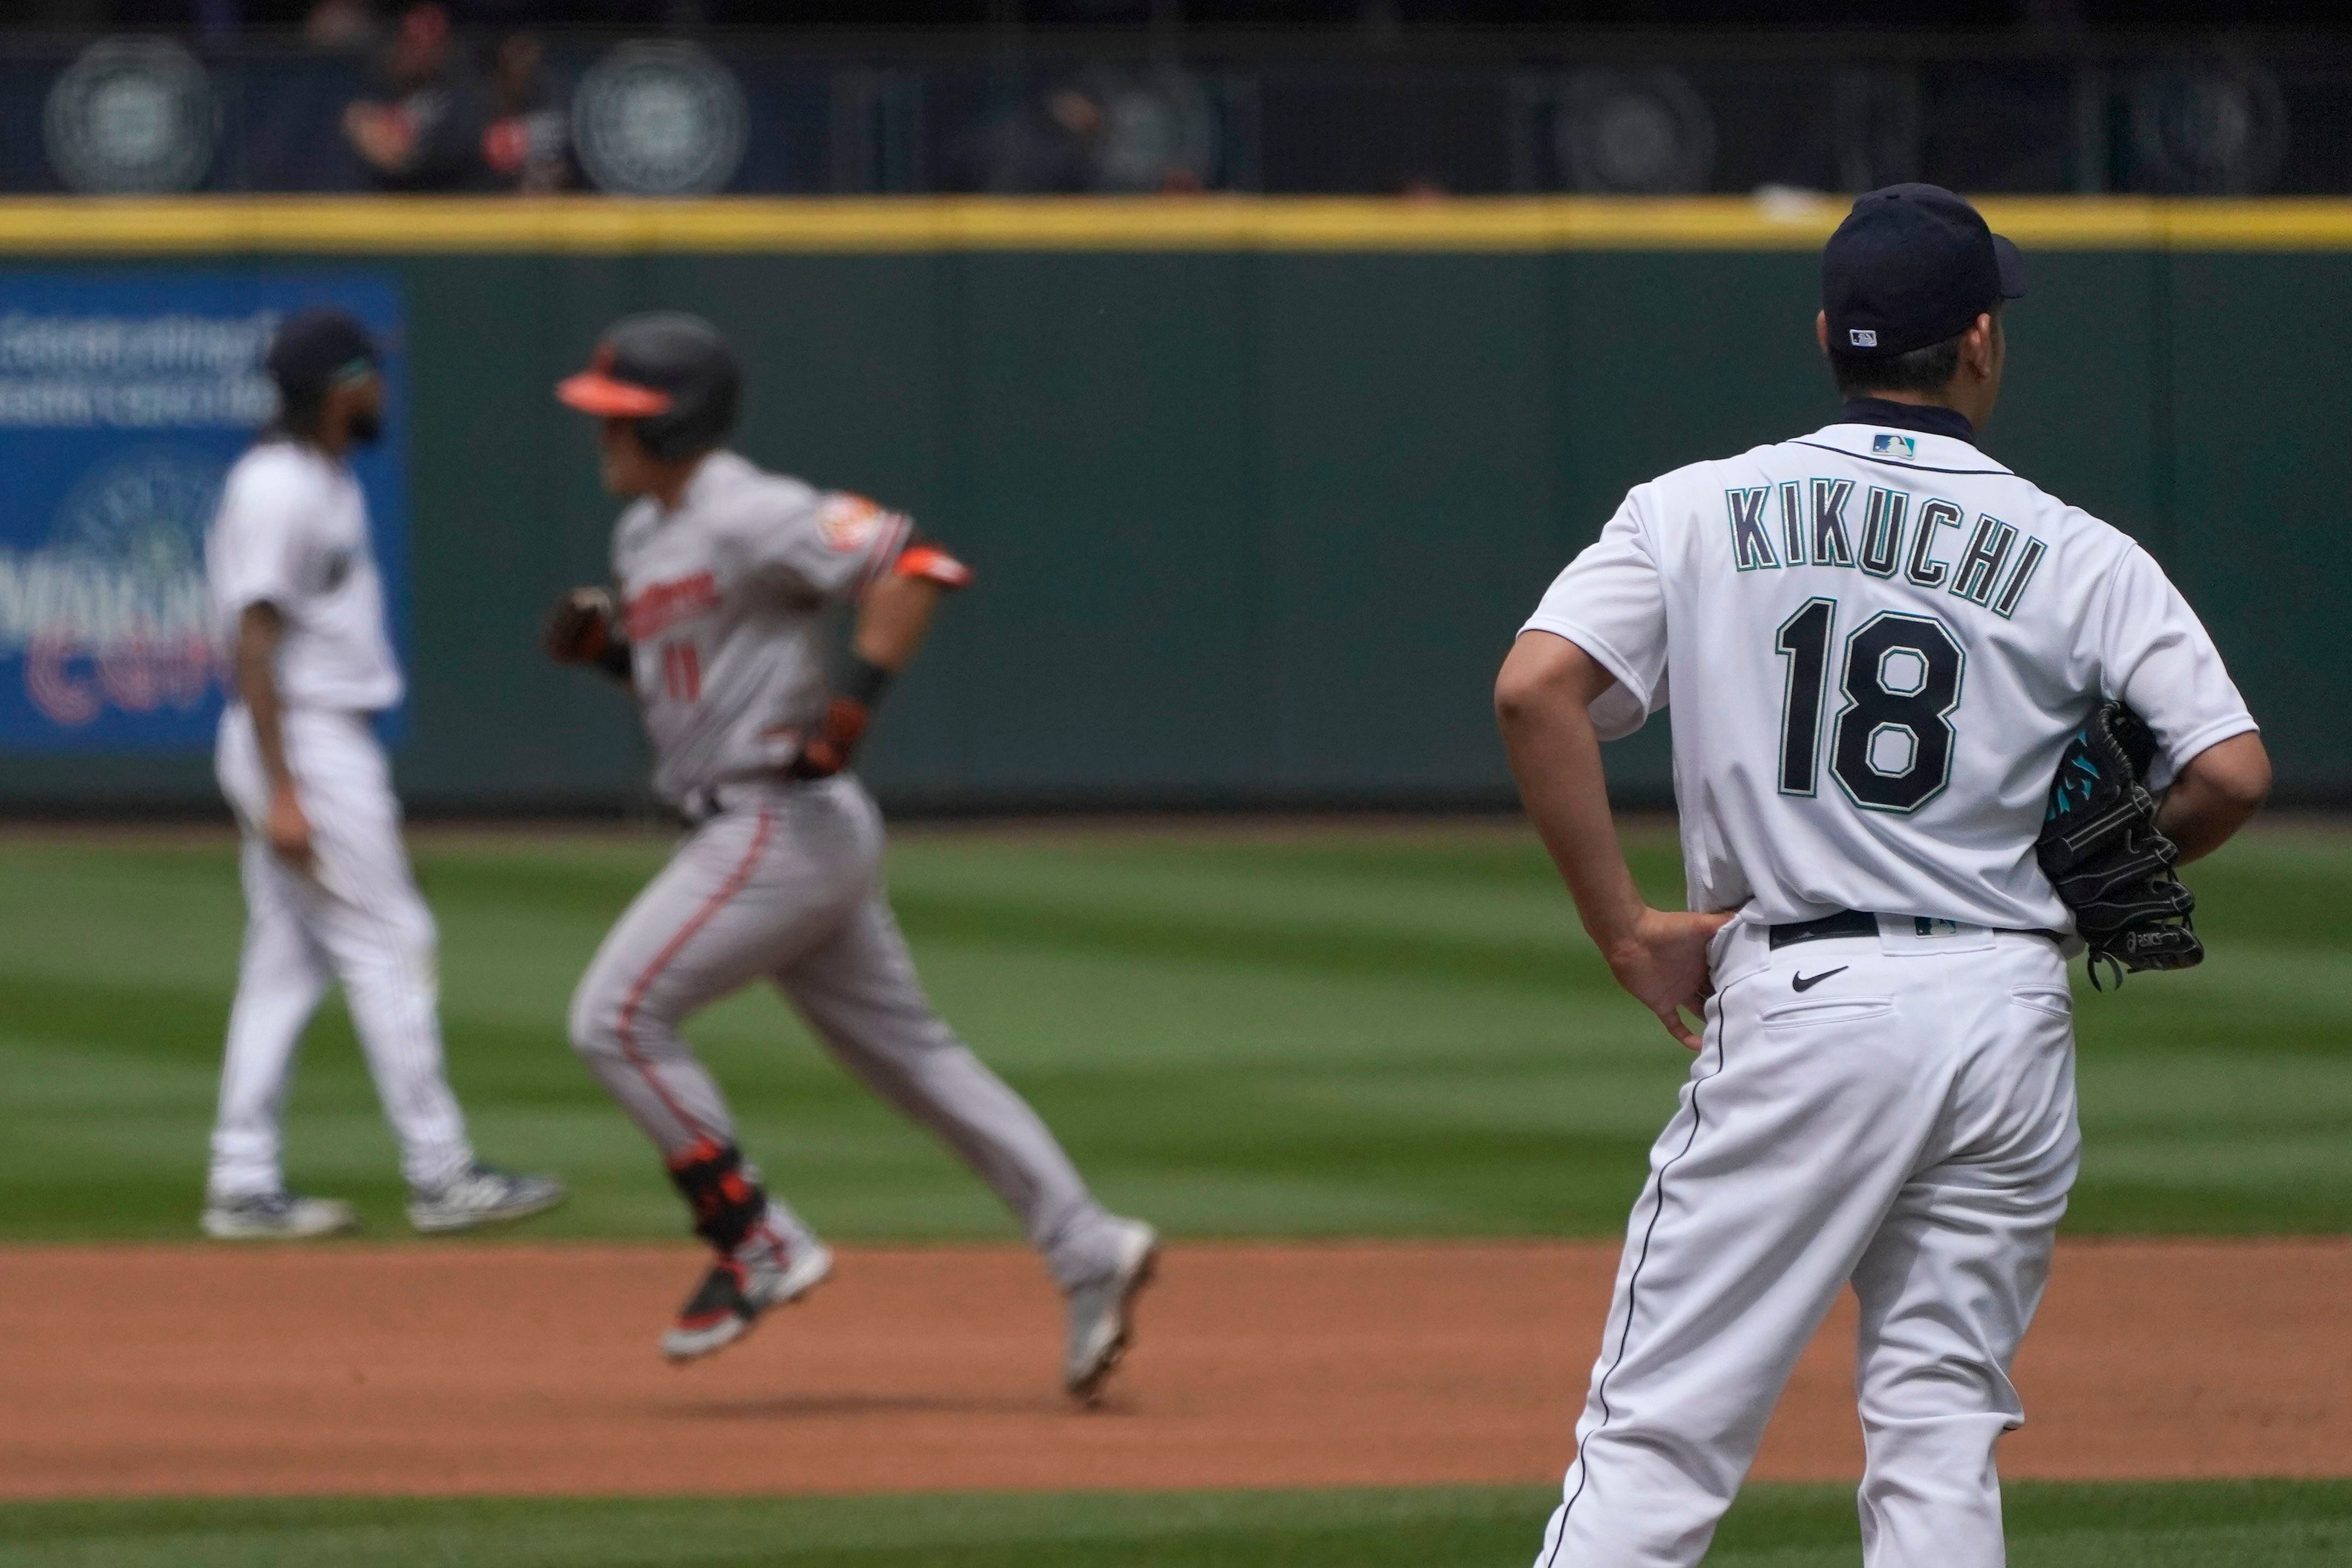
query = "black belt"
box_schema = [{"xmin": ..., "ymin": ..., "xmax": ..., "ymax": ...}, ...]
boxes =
[
  {"xmin": 677, "ymin": 773, "xmax": 825, "ymax": 828},
  {"xmin": 1768, "ymin": 909, "xmax": 2065, "ymax": 950}
]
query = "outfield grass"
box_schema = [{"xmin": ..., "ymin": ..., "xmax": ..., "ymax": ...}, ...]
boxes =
[
  {"xmin": 2, "ymin": 1482, "xmax": 2348, "ymax": 1566},
  {"xmin": 0, "ymin": 820, "xmax": 2345, "ymax": 1241}
]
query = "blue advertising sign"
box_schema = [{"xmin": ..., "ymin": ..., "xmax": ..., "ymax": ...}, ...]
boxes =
[{"xmin": 0, "ymin": 273, "xmax": 408, "ymax": 753}]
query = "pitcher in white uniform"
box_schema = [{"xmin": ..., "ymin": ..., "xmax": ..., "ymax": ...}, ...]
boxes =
[
  {"xmin": 545, "ymin": 313, "xmax": 1155, "ymax": 1401},
  {"xmin": 1495, "ymin": 186, "xmax": 2272, "ymax": 1565},
  {"xmin": 203, "ymin": 308, "xmax": 565, "ymax": 1239}
]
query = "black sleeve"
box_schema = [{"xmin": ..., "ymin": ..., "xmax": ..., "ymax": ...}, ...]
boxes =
[{"xmin": 596, "ymin": 630, "xmax": 632, "ymax": 683}]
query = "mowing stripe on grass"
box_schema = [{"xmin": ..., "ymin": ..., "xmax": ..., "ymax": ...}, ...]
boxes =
[{"xmin": 0, "ymin": 1483, "xmax": 2347, "ymax": 1568}]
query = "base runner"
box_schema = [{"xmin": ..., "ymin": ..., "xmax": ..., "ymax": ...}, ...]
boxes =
[
  {"xmin": 545, "ymin": 313, "xmax": 1155, "ymax": 1401},
  {"xmin": 1495, "ymin": 186, "xmax": 2271, "ymax": 1564},
  {"xmin": 203, "ymin": 307, "xmax": 565, "ymax": 1240}
]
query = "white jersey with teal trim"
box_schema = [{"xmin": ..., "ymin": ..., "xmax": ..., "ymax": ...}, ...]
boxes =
[
  {"xmin": 206, "ymin": 441, "xmax": 403, "ymax": 715},
  {"xmin": 1522, "ymin": 418, "xmax": 2256, "ymax": 933}
]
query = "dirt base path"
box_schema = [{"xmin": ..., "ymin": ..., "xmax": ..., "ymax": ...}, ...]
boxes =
[{"xmin": 3, "ymin": 1240, "xmax": 2345, "ymax": 1499}]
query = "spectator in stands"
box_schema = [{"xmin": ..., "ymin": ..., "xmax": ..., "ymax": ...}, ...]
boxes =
[
  {"xmin": 304, "ymin": 0, "xmax": 377, "ymax": 50},
  {"xmin": 974, "ymin": 74, "xmax": 1214, "ymax": 195},
  {"xmin": 480, "ymin": 31, "xmax": 571, "ymax": 192},
  {"xmin": 340, "ymin": 3, "xmax": 493, "ymax": 191}
]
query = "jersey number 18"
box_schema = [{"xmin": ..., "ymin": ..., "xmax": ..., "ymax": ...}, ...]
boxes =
[{"xmin": 1775, "ymin": 599, "xmax": 1965, "ymax": 813}]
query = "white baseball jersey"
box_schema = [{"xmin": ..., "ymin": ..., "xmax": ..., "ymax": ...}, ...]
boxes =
[
  {"xmin": 611, "ymin": 449, "xmax": 911, "ymax": 805},
  {"xmin": 1524, "ymin": 415, "xmax": 2256, "ymax": 932},
  {"xmin": 206, "ymin": 441, "xmax": 403, "ymax": 714},
  {"xmin": 206, "ymin": 441, "xmax": 473, "ymax": 1205}
]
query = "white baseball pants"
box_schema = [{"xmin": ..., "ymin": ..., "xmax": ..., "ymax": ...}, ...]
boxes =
[
  {"xmin": 1534, "ymin": 918, "xmax": 2081, "ymax": 1568},
  {"xmin": 567, "ymin": 775, "xmax": 1129, "ymax": 1290},
  {"xmin": 210, "ymin": 706, "xmax": 474, "ymax": 1198}
]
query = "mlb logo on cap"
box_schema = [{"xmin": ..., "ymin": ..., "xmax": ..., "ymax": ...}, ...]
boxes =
[{"xmin": 1823, "ymin": 184, "xmax": 2028, "ymax": 359}]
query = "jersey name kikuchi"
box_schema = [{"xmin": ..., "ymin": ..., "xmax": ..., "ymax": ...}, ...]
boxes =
[
  {"xmin": 1723, "ymin": 478, "xmax": 2047, "ymax": 619},
  {"xmin": 1521, "ymin": 419, "xmax": 2256, "ymax": 934}
]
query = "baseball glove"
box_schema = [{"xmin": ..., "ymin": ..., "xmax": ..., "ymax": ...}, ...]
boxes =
[
  {"xmin": 543, "ymin": 587, "xmax": 631, "ymax": 680},
  {"xmin": 543, "ymin": 587, "xmax": 613, "ymax": 662},
  {"xmin": 2036, "ymin": 700, "xmax": 2202, "ymax": 988}
]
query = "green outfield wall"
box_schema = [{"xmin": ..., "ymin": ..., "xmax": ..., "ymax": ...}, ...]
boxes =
[{"xmin": 2, "ymin": 197, "xmax": 2343, "ymax": 811}]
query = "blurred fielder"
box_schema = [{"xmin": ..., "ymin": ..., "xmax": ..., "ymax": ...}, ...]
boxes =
[
  {"xmin": 1497, "ymin": 186, "xmax": 2269, "ymax": 1565},
  {"xmin": 545, "ymin": 313, "xmax": 1155, "ymax": 1401},
  {"xmin": 202, "ymin": 307, "xmax": 565, "ymax": 1240}
]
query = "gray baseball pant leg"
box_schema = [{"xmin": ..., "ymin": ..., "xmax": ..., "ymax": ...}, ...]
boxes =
[
  {"xmin": 569, "ymin": 779, "xmax": 1123, "ymax": 1288},
  {"xmin": 568, "ymin": 796, "xmax": 864, "ymax": 1159},
  {"xmin": 774, "ymin": 888, "xmax": 1124, "ymax": 1290}
]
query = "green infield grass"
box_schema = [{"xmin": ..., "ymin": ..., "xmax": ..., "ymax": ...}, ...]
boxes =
[
  {"xmin": 0, "ymin": 819, "xmax": 2345, "ymax": 1242},
  {"xmin": 2, "ymin": 1481, "xmax": 2348, "ymax": 1566}
]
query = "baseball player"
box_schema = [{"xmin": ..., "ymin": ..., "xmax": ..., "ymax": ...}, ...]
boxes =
[
  {"xmin": 202, "ymin": 307, "xmax": 566, "ymax": 1239},
  {"xmin": 1495, "ymin": 184, "xmax": 2271, "ymax": 1566},
  {"xmin": 544, "ymin": 313, "xmax": 1156, "ymax": 1400}
]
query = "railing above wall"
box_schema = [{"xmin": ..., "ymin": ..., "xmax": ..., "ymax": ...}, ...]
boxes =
[
  {"xmin": 2, "ymin": 29, "xmax": 2348, "ymax": 200},
  {"xmin": 5, "ymin": 194, "xmax": 2352, "ymax": 255}
]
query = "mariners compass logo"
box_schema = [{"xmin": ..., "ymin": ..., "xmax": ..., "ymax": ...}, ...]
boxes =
[
  {"xmin": 44, "ymin": 36, "xmax": 220, "ymax": 195},
  {"xmin": 573, "ymin": 42, "xmax": 749, "ymax": 197},
  {"xmin": 2, "ymin": 449, "xmax": 221, "ymax": 728}
]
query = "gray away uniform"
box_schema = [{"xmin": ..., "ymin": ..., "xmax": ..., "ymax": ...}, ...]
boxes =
[{"xmin": 565, "ymin": 451, "xmax": 1126, "ymax": 1288}]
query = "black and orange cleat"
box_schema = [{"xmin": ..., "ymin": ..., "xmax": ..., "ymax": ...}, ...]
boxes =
[{"xmin": 659, "ymin": 1233, "xmax": 834, "ymax": 1365}]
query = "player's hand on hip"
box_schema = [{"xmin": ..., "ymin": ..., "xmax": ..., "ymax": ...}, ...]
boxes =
[
  {"xmin": 1603, "ymin": 908, "xmax": 1735, "ymax": 1052},
  {"xmin": 265, "ymin": 783, "xmax": 316, "ymax": 874}
]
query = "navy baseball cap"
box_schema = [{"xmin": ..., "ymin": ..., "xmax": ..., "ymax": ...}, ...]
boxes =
[
  {"xmin": 1822, "ymin": 184, "xmax": 2026, "ymax": 360},
  {"xmin": 265, "ymin": 307, "xmax": 379, "ymax": 402}
]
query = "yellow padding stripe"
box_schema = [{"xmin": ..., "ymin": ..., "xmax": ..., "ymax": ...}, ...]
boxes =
[{"xmin": 3, "ymin": 195, "xmax": 2352, "ymax": 253}]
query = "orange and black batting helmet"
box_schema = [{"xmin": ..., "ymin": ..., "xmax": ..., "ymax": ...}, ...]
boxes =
[{"xmin": 556, "ymin": 312, "xmax": 741, "ymax": 462}]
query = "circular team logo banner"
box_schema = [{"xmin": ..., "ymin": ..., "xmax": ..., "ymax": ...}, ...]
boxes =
[
  {"xmin": 1555, "ymin": 69, "xmax": 1715, "ymax": 195},
  {"xmin": 2130, "ymin": 60, "xmax": 2287, "ymax": 195},
  {"xmin": 21, "ymin": 450, "xmax": 221, "ymax": 729},
  {"xmin": 1082, "ymin": 68, "xmax": 1219, "ymax": 193},
  {"xmin": 572, "ymin": 41, "xmax": 749, "ymax": 197},
  {"xmin": 44, "ymin": 36, "xmax": 220, "ymax": 195}
]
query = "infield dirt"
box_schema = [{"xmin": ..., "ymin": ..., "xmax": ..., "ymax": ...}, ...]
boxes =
[{"xmin": 3, "ymin": 1239, "xmax": 2345, "ymax": 1499}]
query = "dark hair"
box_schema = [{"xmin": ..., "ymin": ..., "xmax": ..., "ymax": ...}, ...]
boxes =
[
  {"xmin": 1827, "ymin": 301, "xmax": 2001, "ymax": 399},
  {"xmin": 270, "ymin": 386, "xmax": 328, "ymax": 440}
]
